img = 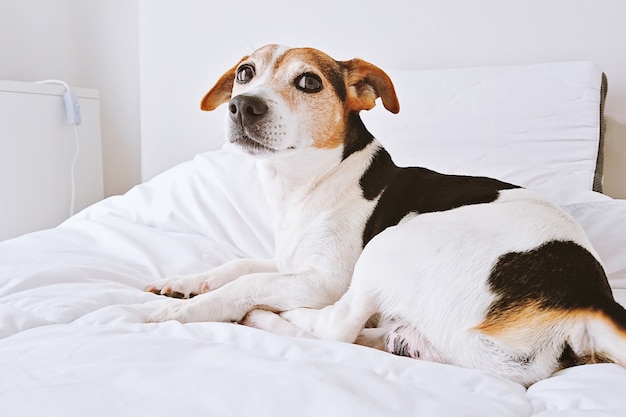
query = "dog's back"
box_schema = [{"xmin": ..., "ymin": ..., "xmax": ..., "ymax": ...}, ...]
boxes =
[{"xmin": 351, "ymin": 187, "xmax": 626, "ymax": 385}]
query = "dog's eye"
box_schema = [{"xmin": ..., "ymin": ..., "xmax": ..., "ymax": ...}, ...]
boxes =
[
  {"xmin": 295, "ymin": 73, "xmax": 323, "ymax": 93},
  {"xmin": 236, "ymin": 65, "xmax": 255, "ymax": 84}
]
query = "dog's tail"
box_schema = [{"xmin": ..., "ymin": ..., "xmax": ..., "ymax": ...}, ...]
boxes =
[{"xmin": 575, "ymin": 300, "xmax": 626, "ymax": 367}]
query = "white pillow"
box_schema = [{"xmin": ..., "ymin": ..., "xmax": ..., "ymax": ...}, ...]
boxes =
[{"xmin": 362, "ymin": 61, "xmax": 607, "ymax": 193}]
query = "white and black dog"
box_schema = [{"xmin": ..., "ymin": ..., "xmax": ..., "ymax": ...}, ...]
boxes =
[{"xmin": 147, "ymin": 44, "xmax": 626, "ymax": 386}]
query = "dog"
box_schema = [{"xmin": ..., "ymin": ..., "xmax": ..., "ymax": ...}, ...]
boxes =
[{"xmin": 146, "ymin": 44, "xmax": 626, "ymax": 386}]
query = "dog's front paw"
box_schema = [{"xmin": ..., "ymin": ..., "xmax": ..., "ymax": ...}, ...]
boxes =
[
  {"xmin": 147, "ymin": 299, "xmax": 190, "ymax": 323},
  {"xmin": 145, "ymin": 274, "xmax": 207, "ymax": 299},
  {"xmin": 147, "ymin": 293, "xmax": 235, "ymax": 324}
]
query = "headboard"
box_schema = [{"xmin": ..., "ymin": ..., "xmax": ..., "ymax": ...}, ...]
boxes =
[{"xmin": 362, "ymin": 61, "xmax": 607, "ymax": 197}]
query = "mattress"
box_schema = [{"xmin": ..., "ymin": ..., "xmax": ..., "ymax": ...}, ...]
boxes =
[{"xmin": 1, "ymin": 61, "xmax": 624, "ymax": 417}]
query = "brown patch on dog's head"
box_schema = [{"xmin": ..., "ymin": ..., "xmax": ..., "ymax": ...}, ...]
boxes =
[
  {"xmin": 199, "ymin": 45, "xmax": 399, "ymax": 154},
  {"xmin": 200, "ymin": 45, "xmax": 283, "ymax": 112},
  {"xmin": 200, "ymin": 58, "xmax": 246, "ymax": 111}
]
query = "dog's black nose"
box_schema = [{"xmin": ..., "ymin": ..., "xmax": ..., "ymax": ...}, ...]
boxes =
[{"xmin": 229, "ymin": 95, "xmax": 268, "ymax": 126}]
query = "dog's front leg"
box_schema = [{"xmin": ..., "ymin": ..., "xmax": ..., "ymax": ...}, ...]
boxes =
[
  {"xmin": 147, "ymin": 269, "xmax": 337, "ymax": 324},
  {"xmin": 145, "ymin": 259, "xmax": 277, "ymax": 298}
]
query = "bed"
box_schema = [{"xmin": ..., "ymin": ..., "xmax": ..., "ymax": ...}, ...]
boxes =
[{"xmin": 2, "ymin": 61, "xmax": 625, "ymax": 417}]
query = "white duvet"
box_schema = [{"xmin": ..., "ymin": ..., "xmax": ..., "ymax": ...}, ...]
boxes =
[{"xmin": 1, "ymin": 148, "xmax": 626, "ymax": 417}]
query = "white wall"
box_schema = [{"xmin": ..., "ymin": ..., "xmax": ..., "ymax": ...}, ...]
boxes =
[
  {"xmin": 0, "ymin": 0, "xmax": 141, "ymax": 197},
  {"xmin": 2, "ymin": 0, "xmax": 624, "ymax": 199},
  {"xmin": 140, "ymin": 0, "xmax": 626, "ymax": 198}
]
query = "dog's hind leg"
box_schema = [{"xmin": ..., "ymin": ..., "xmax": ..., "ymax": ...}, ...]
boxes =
[
  {"xmin": 280, "ymin": 285, "xmax": 378, "ymax": 343},
  {"xmin": 355, "ymin": 327, "xmax": 388, "ymax": 350}
]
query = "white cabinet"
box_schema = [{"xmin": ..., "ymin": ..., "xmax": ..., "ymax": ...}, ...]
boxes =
[{"xmin": 0, "ymin": 81, "xmax": 103, "ymax": 241}]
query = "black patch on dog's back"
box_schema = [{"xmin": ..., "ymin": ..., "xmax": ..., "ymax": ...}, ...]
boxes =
[
  {"xmin": 360, "ymin": 148, "xmax": 520, "ymax": 246},
  {"xmin": 487, "ymin": 240, "xmax": 613, "ymax": 312}
]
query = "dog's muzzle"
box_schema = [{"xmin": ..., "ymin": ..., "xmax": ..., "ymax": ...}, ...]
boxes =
[
  {"xmin": 229, "ymin": 95, "xmax": 268, "ymax": 128},
  {"xmin": 228, "ymin": 95, "xmax": 277, "ymax": 154}
]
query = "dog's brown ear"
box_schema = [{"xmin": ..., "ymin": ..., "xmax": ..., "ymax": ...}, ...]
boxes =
[
  {"xmin": 200, "ymin": 57, "xmax": 248, "ymax": 111},
  {"xmin": 342, "ymin": 59, "xmax": 400, "ymax": 114}
]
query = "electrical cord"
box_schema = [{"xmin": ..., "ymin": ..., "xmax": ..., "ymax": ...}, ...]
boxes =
[
  {"xmin": 34, "ymin": 79, "xmax": 81, "ymax": 217},
  {"xmin": 70, "ymin": 124, "xmax": 79, "ymax": 217}
]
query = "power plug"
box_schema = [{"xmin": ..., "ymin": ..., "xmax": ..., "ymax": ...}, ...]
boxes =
[{"xmin": 63, "ymin": 91, "xmax": 81, "ymax": 125}]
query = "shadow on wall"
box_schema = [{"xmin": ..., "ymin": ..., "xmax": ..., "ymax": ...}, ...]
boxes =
[{"xmin": 603, "ymin": 117, "xmax": 626, "ymax": 199}]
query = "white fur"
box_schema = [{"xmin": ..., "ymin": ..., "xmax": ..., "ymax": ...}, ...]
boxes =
[
  {"xmin": 147, "ymin": 45, "xmax": 381, "ymax": 323},
  {"xmin": 282, "ymin": 189, "xmax": 600, "ymax": 385},
  {"xmin": 147, "ymin": 139, "xmax": 380, "ymax": 323}
]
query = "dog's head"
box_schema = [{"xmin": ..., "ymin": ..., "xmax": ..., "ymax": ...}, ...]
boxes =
[{"xmin": 200, "ymin": 44, "xmax": 399, "ymax": 156}]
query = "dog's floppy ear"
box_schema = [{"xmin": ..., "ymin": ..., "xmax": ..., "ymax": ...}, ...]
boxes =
[
  {"xmin": 342, "ymin": 59, "xmax": 400, "ymax": 114},
  {"xmin": 200, "ymin": 56, "xmax": 249, "ymax": 111}
]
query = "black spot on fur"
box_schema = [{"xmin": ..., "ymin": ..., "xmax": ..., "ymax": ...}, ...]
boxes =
[
  {"xmin": 360, "ymin": 148, "xmax": 520, "ymax": 246},
  {"xmin": 392, "ymin": 337, "xmax": 414, "ymax": 358},
  {"xmin": 487, "ymin": 240, "xmax": 613, "ymax": 312},
  {"xmin": 384, "ymin": 326, "xmax": 420, "ymax": 358},
  {"xmin": 557, "ymin": 343, "xmax": 587, "ymax": 369},
  {"xmin": 342, "ymin": 113, "xmax": 375, "ymax": 160},
  {"xmin": 601, "ymin": 300, "xmax": 626, "ymax": 336},
  {"xmin": 325, "ymin": 60, "xmax": 347, "ymax": 103},
  {"xmin": 359, "ymin": 148, "xmax": 396, "ymax": 200}
]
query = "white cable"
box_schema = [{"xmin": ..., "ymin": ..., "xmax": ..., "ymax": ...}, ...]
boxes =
[
  {"xmin": 70, "ymin": 124, "xmax": 80, "ymax": 217},
  {"xmin": 33, "ymin": 79, "xmax": 80, "ymax": 217},
  {"xmin": 34, "ymin": 79, "xmax": 71, "ymax": 92}
]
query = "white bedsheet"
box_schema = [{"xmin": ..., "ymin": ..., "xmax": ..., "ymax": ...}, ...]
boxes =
[{"xmin": 1, "ymin": 149, "xmax": 625, "ymax": 417}]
